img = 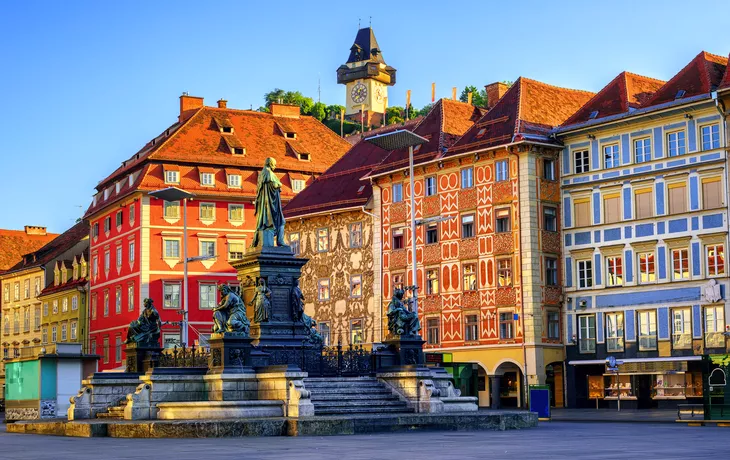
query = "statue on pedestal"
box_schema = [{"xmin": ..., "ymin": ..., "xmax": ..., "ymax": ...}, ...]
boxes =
[
  {"xmin": 291, "ymin": 278, "xmax": 305, "ymax": 322},
  {"xmin": 252, "ymin": 157, "xmax": 287, "ymax": 248},
  {"xmin": 213, "ymin": 285, "xmax": 250, "ymax": 335},
  {"xmin": 126, "ymin": 298, "xmax": 162, "ymax": 346},
  {"xmin": 387, "ymin": 288, "xmax": 421, "ymax": 336},
  {"xmin": 251, "ymin": 278, "xmax": 272, "ymax": 323}
]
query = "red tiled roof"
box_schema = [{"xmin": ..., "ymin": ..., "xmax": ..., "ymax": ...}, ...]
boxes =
[
  {"xmin": 0, "ymin": 229, "xmax": 59, "ymax": 273},
  {"xmin": 85, "ymin": 104, "xmax": 351, "ymax": 218},
  {"xmin": 284, "ymin": 121, "xmax": 418, "ymax": 218},
  {"xmin": 3, "ymin": 221, "xmax": 89, "ymax": 275},
  {"xmin": 720, "ymin": 52, "xmax": 730, "ymax": 90},
  {"xmin": 449, "ymin": 78, "xmax": 594, "ymax": 154},
  {"xmin": 38, "ymin": 277, "xmax": 88, "ymax": 297},
  {"xmin": 562, "ymin": 72, "xmax": 665, "ymax": 127},
  {"xmin": 367, "ymin": 99, "xmax": 485, "ymax": 175},
  {"xmin": 642, "ymin": 51, "xmax": 727, "ymax": 107},
  {"xmin": 344, "ymin": 117, "xmax": 423, "ymax": 145}
]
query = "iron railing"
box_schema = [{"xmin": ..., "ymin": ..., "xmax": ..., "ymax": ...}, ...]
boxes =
[
  {"xmin": 300, "ymin": 341, "xmax": 377, "ymax": 377},
  {"xmin": 156, "ymin": 345, "xmax": 210, "ymax": 368}
]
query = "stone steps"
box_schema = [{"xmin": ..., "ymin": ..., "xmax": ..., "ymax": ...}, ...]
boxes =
[
  {"xmin": 96, "ymin": 405, "xmax": 125, "ymax": 419},
  {"xmin": 304, "ymin": 377, "xmax": 413, "ymax": 416}
]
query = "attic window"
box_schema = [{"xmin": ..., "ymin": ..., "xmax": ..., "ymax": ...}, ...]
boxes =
[
  {"xmin": 233, "ymin": 147, "xmax": 245, "ymax": 155},
  {"xmin": 103, "ymin": 188, "xmax": 110, "ymax": 200},
  {"xmin": 413, "ymin": 145, "xmax": 422, "ymax": 153},
  {"xmin": 292, "ymin": 179, "xmax": 306, "ymax": 193},
  {"xmin": 222, "ymin": 126, "xmax": 233, "ymax": 134},
  {"xmin": 675, "ymin": 90, "xmax": 686, "ymax": 99},
  {"xmin": 477, "ymin": 128, "xmax": 487, "ymax": 138},
  {"xmin": 298, "ymin": 153, "xmax": 311, "ymax": 161},
  {"xmin": 589, "ymin": 111, "xmax": 599, "ymax": 119},
  {"xmin": 285, "ymin": 132, "xmax": 297, "ymax": 139},
  {"xmin": 357, "ymin": 185, "xmax": 366, "ymax": 195}
]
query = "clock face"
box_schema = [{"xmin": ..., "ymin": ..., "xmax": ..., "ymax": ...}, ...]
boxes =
[
  {"xmin": 351, "ymin": 83, "xmax": 368, "ymax": 104},
  {"xmin": 375, "ymin": 86, "xmax": 384, "ymax": 103}
]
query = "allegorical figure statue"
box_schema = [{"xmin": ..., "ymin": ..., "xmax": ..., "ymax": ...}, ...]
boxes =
[
  {"xmin": 126, "ymin": 298, "xmax": 162, "ymax": 346},
  {"xmin": 387, "ymin": 288, "xmax": 421, "ymax": 336},
  {"xmin": 213, "ymin": 285, "xmax": 250, "ymax": 335},
  {"xmin": 250, "ymin": 278, "xmax": 272, "ymax": 323},
  {"xmin": 291, "ymin": 278, "xmax": 305, "ymax": 322},
  {"xmin": 252, "ymin": 157, "xmax": 287, "ymax": 247}
]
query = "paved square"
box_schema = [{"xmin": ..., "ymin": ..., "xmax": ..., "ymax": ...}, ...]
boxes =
[{"xmin": 0, "ymin": 421, "xmax": 726, "ymax": 460}]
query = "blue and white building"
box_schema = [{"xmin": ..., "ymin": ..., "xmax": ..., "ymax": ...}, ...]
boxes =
[{"xmin": 557, "ymin": 52, "xmax": 730, "ymax": 409}]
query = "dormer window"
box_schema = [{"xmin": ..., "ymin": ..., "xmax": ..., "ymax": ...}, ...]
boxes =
[
  {"xmin": 103, "ymin": 189, "xmax": 110, "ymax": 200},
  {"xmin": 298, "ymin": 152, "xmax": 311, "ymax": 161},
  {"xmin": 222, "ymin": 126, "xmax": 233, "ymax": 134},
  {"xmin": 589, "ymin": 110, "xmax": 599, "ymax": 119},
  {"xmin": 675, "ymin": 90, "xmax": 686, "ymax": 99},
  {"xmin": 357, "ymin": 185, "xmax": 366, "ymax": 195},
  {"xmin": 228, "ymin": 174, "xmax": 241, "ymax": 188},
  {"xmin": 285, "ymin": 132, "xmax": 296, "ymax": 139},
  {"xmin": 476, "ymin": 128, "xmax": 487, "ymax": 138},
  {"xmin": 201, "ymin": 173, "xmax": 215, "ymax": 187},
  {"xmin": 233, "ymin": 148, "xmax": 245, "ymax": 155},
  {"xmin": 165, "ymin": 170, "xmax": 180, "ymax": 184},
  {"xmin": 413, "ymin": 145, "xmax": 422, "ymax": 153},
  {"xmin": 292, "ymin": 179, "xmax": 305, "ymax": 193}
]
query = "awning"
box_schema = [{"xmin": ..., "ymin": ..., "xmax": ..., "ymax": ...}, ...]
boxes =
[{"xmin": 569, "ymin": 356, "xmax": 702, "ymax": 365}]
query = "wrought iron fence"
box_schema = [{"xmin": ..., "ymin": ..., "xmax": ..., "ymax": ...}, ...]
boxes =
[
  {"xmin": 300, "ymin": 341, "xmax": 377, "ymax": 377},
  {"xmin": 156, "ymin": 345, "xmax": 210, "ymax": 368}
]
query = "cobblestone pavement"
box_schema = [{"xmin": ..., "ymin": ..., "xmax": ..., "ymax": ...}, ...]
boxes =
[{"xmin": 0, "ymin": 421, "xmax": 726, "ymax": 460}]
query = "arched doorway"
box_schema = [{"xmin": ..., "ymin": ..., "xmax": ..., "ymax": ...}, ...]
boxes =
[
  {"xmin": 546, "ymin": 362, "xmax": 565, "ymax": 408},
  {"xmin": 492, "ymin": 361, "xmax": 524, "ymax": 409}
]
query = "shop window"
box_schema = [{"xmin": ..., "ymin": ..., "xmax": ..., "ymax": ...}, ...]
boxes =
[
  {"xmin": 638, "ymin": 310, "xmax": 657, "ymax": 351},
  {"xmin": 578, "ymin": 315, "xmax": 596, "ymax": 353},
  {"xmin": 605, "ymin": 312, "xmax": 624, "ymax": 352}
]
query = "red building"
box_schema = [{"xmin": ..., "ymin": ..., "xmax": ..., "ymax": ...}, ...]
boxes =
[{"xmin": 85, "ymin": 96, "xmax": 350, "ymax": 370}]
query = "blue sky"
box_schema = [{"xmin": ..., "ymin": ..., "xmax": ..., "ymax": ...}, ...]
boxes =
[{"xmin": 1, "ymin": 0, "xmax": 729, "ymax": 233}]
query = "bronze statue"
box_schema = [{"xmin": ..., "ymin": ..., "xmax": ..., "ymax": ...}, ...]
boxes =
[
  {"xmin": 250, "ymin": 278, "xmax": 272, "ymax": 323},
  {"xmin": 308, "ymin": 319, "xmax": 324, "ymax": 346},
  {"xmin": 387, "ymin": 288, "xmax": 421, "ymax": 336},
  {"xmin": 213, "ymin": 285, "xmax": 250, "ymax": 335},
  {"xmin": 252, "ymin": 157, "xmax": 287, "ymax": 247},
  {"xmin": 291, "ymin": 278, "xmax": 305, "ymax": 322},
  {"xmin": 126, "ymin": 298, "xmax": 162, "ymax": 346}
]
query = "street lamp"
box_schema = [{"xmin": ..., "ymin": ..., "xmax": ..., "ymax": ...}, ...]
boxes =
[
  {"xmin": 148, "ymin": 187, "xmax": 195, "ymax": 346},
  {"xmin": 366, "ymin": 129, "xmax": 429, "ymax": 317}
]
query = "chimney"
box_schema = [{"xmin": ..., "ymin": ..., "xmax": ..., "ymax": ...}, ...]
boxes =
[
  {"xmin": 217, "ymin": 99, "xmax": 228, "ymax": 109},
  {"xmin": 24, "ymin": 225, "xmax": 47, "ymax": 236},
  {"xmin": 270, "ymin": 103, "xmax": 301, "ymax": 119},
  {"xmin": 485, "ymin": 82, "xmax": 509, "ymax": 109},
  {"xmin": 179, "ymin": 93, "xmax": 204, "ymax": 121}
]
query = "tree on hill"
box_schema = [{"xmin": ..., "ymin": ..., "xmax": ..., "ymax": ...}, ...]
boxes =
[
  {"xmin": 325, "ymin": 104, "xmax": 346, "ymax": 120},
  {"xmin": 310, "ymin": 102, "xmax": 327, "ymax": 121},
  {"xmin": 459, "ymin": 86, "xmax": 487, "ymax": 107},
  {"xmin": 263, "ymin": 88, "xmax": 315, "ymax": 115}
]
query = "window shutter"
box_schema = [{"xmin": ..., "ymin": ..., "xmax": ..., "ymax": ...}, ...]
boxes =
[
  {"xmin": 668, "ymin": 185, "xmax": 687, "ymax": 214},
  {"xmin": 635, "ymin": 191, "xmax": 653, "ymax": 219},
  {"xmin": 603, "ymin": 195, "xmax": 621, "ymax": 224},
  {"xmin": 703, "ymin": 179, "xmax": 722, "ymax": 209},
  {"xmin": 574, "ymin": 200, "xmax": 591, "ymax": 227}
]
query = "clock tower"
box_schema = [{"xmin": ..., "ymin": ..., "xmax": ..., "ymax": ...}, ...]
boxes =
[{"xmin": 337, "ymin": 27, "xmax": 397, "ymax": 127}]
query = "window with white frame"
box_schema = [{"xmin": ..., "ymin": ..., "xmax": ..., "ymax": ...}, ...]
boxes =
[
  {"xmin": 227, "ymin": 174, "xmax": 241, "ymax": 188},
  {"xmin": 228, "ymin": 241, "xmax": 245, "ymax": 261},
  {"xmin": 578, "ymin": 314, "xmax": 596, "ymax": 353},
  {"xmin": 545, "ymin": 258, "xmax": 558, "ymax": 286},
  {"xmin": 53, "ymin": 299, "xmax": 58, "ymax": 314},
  {"xmin": 116, "ymin": 246, "xmax": 122, "ymax": 269},
  {"xmin": 496, "ymin": 160, "xmax": 509, "ymax": 181},
  {"xmin": 52, "ymin": 325, "xmax": 58, "ymax": 343},
  {"xmin": 427, "ymin": 318, "xmax": 440, "ymax": 344},
  {"xmin": 499, "ymin": 312, "xmax": 514, "ymax": 340},
  {"xmin": 392, "ymin": 183, "xmax": 403, "ymax": 202},
  {"xmin": 163, "ymin": 239, "xmax": 180, "ymax": 259},
  {"xmin": 705, "ymin": 305, "xmax": 725, "ymax": 348},
  {"xmin": 228, "ymin": 204, "xmax": 244, "ymax": 222},
  {"xmin": 671, "ymin": 248, "xmax": 689, "ymax": 281},
  {"xmin": 497, "ymin": 258, "xmax": 512, "ymax": 287},
  {"xmin": 289, "ymin": 233, "xmax": 300, "ymax": 256},
  {"xmin": 495, "ymin": 208, "xmax": 510, "ymax": 233},
  {"xmin": 164, "ymin": 283, "xmax": 181, "ymax": 309},
  {"xmin": 163, "ymin": 200, "xmax": 180, "ymax": 219},
  {"xmin": 317, "ymin": 279, "xmax": 330, "ymax": 301},
  {"xmin": 603, "ymin": 144, "xmax": 620, "ymax": 169},
  {"xmin": 463, "ymin": 263, "xmax": 477, "ymax": 291},
  {"xmin": 115, "ymin": 287, "xmax": 122, "ymax": 313},
  {"xmin": 129, "ymin": 240, "xmax": 135, "ymax": 266},
  {"xmin": 605, "ymin": 312, "xmax": 624, "ymax": 352},
  {"xmin": 350, "ymin": 275, "xmax": 362, "ymax": 298},
  {"xmin": 706, "ymin": 244, "xmax": 725, "ymax": 276},
  {"xmin": 129, "ymin": 203, "xmax": 135, "ymax": 225},
  {"xmin": 547, "ymin": 310, "xmax": 560, "ymax": 340},
  {"xmin": 292, "ymin": 179, "xmax": 306, "ymax": 192},
  {"xmin": 672, "ymin": 308, "xmax": 691, "ymax": 350},
  {"xmin": 543, "ymin": 158, "xmax": 555, "ymax": 181},
  {"xmin": 425, "ymin": 176, "xmax": 437, "ymax": 196},
  {"xmin": 200, "ymin": 240, "xmax": 216, "ymax": 258},
  {"xmin": 72, "ymin": 295, "xmax": 78, "ymax": 311},
  {"xmin": 199, "ymin": 283, "xmax": 217, "ymax": 309},
  {"xmin": 349, "ymin": 222, "xmax": 363, "ymax": 248},
  {"xmin": 638, "ymin": 310, "xmax": 657, "ymax": 351},
  {"xmin": 62, "ymin": 298, "xmax": 68, "ymax": 313},
  {"xmin": 701, "ymin": 124, "xmax": 720, "ymax": 151},
  {"xmin": 3, "ymin": 284, "xmax": 8, "ymax": 302},
  {"xmin": 543, "ymin": 207, "xmax": 557, "ymax": 231},
  {"xmin": 638, "ymin": 252, "xmax": 656, "ymax": 283},
  {"xmin": 634, "ymin": 137, "xmax": 651, "ymax": 163},
  {"xmin": 392, "ymin": 228, "xmax": 404, "ymax": 250},
  {"xmin": 128, "ymin": 284, "xmax": 134, "ymax": 311},
  {"xmin": 319, "ymin": 322, "xmax": 330, "ymax": 346},
  {"xmin": 200, "ymin": 202, "xmax": 216, "ymax": 220},
  {"xmin": 317, "ymin": 228, "xmax": 329, "ymax": 252},
  {"xmin": 350, "ymin": 319, "xmax": 364, "ymax": 345},
  {"xmin": 61, "ymin": 323, "xmax": 67, "ymax": 341},
  {"xmin": 667, "ymin": 131, "xmax": 686, "ymax": 157},
  {"xmin": 23, "ymin": 308, "xmax": 30, "ymax": 332},
  {"xmin": 577, "ymin": 259, "xmax": 593, "ymax": 289},
  {"xmin": 605, "ymin": 256, "xmax": 623, "ymax": 287},
  {"xmin": 461, "ymin": 214, "xmax": 475, "ymax": 238},
  {"xmin": 115, "ymin": 336, "xmax": 122, "ymax": 362},
  {"xmin": 34, "ymin": 305, "xmax": 40, "ymax": 330},
  {"xmin": 465, "ymin": 314, "xmax": 479, "ymax": 342},
  {"xmin": 574, "ymin": 150, "xmax": 590, "ymax": 174},
  {"xmin": 42, "ymin": 327, "xmax": 48, "ymax": 344},
  {"xmin": 70, "ymin": 321, "xmax": 77, "ymax": 340},
  {"xmin": 103, "ymin": 291, "xmax": 109, "ymax": 316},
  {"xmin": 200, "ymin": 172, "xmax": 214, "ymax": 186},
  {"xmin": 426, "ymin": 223, "xmax": 438, "ymax": 244},
  {"xmin": 461, "ymin": 167, "xmax": 474, "ymax": 188},
  {"xmin": 165, "ymin": 170, "xmax": 180, "ymax": 184}
]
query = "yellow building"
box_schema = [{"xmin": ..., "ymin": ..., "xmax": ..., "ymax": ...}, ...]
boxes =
[{"xmin": 38, "ymin": 255, "xmax": 89, "ymax": 351}]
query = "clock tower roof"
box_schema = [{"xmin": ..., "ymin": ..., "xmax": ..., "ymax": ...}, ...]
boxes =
[{"xmin": 346, "ymin": 27, "xmax": 386, "ymax": 64}]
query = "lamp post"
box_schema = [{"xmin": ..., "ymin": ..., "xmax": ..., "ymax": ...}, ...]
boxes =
[
  {"xmin": 366, "ymin": 130, "xmax": 429, "ymax": 317},
  {"xmin": 149, "ymin": 187, "xmax": 195, "ymax": 346}
]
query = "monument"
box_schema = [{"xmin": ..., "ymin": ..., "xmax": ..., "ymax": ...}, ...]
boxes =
[
  {"xmin": 232, "ymin": 156, "xmax": 312, "ymax": 366},
  {"xmin": 380, "ymin": 288, "xmax": 426, "ymax": 367},
  {"xmin": 208, "ymin": 284, "xmax": 253, "ymax": 374},
  {"xmin": 124, "ymin": 298, "xmax": 163, "ymax": 374}
]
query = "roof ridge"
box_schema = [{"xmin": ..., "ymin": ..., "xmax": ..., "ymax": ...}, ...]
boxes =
[
  {"xmin": 702, "ymin": 50, "xmax": 729, "ymax": 64},
  {"xmin": 519, "ymin": 76, "xmax": 595, "ymax": 96},
  {"xmin": 623, "ymin": 71, "xmax": 666, "ymax": 84}
]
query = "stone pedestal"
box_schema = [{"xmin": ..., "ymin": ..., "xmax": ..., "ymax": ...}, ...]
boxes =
[
  {"xmin": 208, "ymin": 333, "xmax": 254, "ymax": 374},
  {"xmin": 379, "ymin": 334, "xmax": 426, "ymax": 368},
  {"xmin": 256, "ymin": 365, "xmax": 314, "ymax": 417},
  {"xmin": 232, "ymin": 245, "xmax": 316, "ymax": 366},
  {"xmin": 125, "ymin": 343, "xmax": 162, "ymax": 374},
  {"xmin": 67, "ymin": 374, "xmax": 142, "ymax": 420}
]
